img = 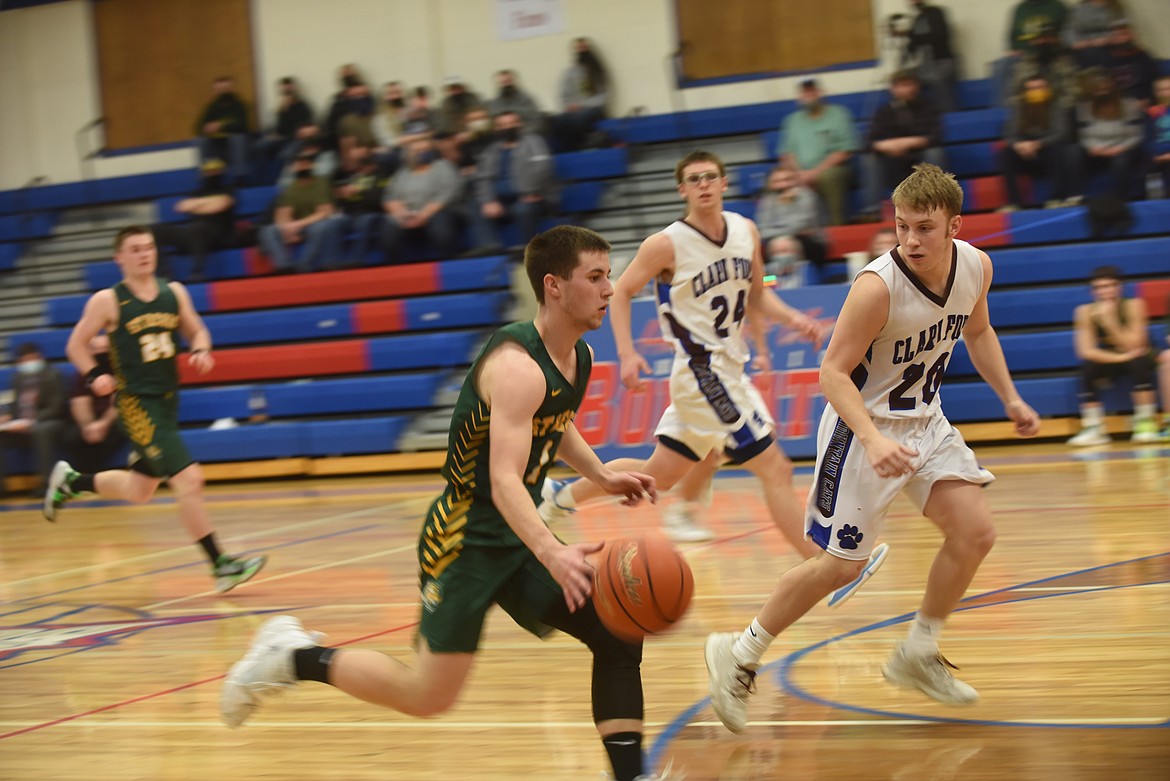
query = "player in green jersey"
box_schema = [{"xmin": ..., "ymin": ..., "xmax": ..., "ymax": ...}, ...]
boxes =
[
  {"xmin": 44, "ymin": 225, "xmax": 265, "ymax": 593},
  {"xmin": 220, "ymin": 226, "xmax": 683, "ymax": 781}
]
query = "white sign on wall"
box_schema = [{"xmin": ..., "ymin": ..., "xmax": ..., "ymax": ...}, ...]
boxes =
[{"xmin": 496, "ymin": 0, "xmax": 566, "ymax": 41}]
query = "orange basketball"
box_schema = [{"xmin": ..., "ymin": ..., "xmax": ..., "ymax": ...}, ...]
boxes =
[{"xmin": 591, "ymin": 532, "xmax": 694, "ymax": 643}]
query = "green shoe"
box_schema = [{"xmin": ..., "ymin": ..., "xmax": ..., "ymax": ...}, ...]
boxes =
[
  {"xmin": 1132, "ymin": 419, "xmax": 1161, "ymax": 443},
  {"xmin": 43, "ymin": 460, "xmax": 80, "ymax": 522},
  {"xmin": 214, "ymin": 554, "xmax": 267, "ymax": 594}
]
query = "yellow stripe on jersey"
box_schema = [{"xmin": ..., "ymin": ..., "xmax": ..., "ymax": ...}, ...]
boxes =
[
  {"xmin": 117, "ymin": 394, "xmax": 156, "ymax": 446},
  {"xmin": 421, "ymin": 493, "xmax": 471, "ymax": 577},
  {"xmin": 448, "ymin": 401, "xmax": 489, "ymax": 491}
]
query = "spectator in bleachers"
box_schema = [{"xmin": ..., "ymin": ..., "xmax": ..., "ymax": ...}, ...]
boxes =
[
  {"xmin": 1148, "ymin": 75, "xmax": 1170, "ymax": 197},
  {"xmin": 0, "ymin": 343, "xmax": 67, "ymax": 497},
  {"xmin": 1071, "ymin": 68, "xmax": 1145, "ymax": 200},
  {"xmin": 549, "ymin": 37, "xmax": 610, "ymax": 152},
  {"xmin": 1098, "ymin": 19, "xmax": 1158, "ymax": 104},
  {"xmin": 372, "ymin": 81, "xmax": 409, "ymax": 168},
  {"xmin": 900, "ymin": 0, "xmax": 959, "ymax": 113},
  {"xmin": 471, "ymin": 111, "xmax": 556, "ymax": 253},
  {"xmin": 777, "ymin": 78, "xmax": 859, "ymax": 226},
  {"xmin": 253, "ymin": 77, "xmax": 314, "ymax": 183},
  {"xmin": 63, "ymin": 333, "xmax": 125, "ymax": 475},
  {"xmin": 332, "ymin": 144, "xmax": 389, "ymax": 268},
  {"xmin": 1068, "ymin": 265, "xmax": 1160, "ymax": 444},
  {"xmin": 194, "ymin": 76, "xmax": 251, "ymax": 185},
  {"xmin": 997, "ymin": 2, "xmax": 1072, "ymax": 104},
  {"xmin": 844, "ymin": 226, "xmax": 900, "ymax": 280},
  {"xmin": 152, "ymin": 159, "xmax": 238, "ymax": 281},
  {"xmin": 381, "ymin": 137, "xmax": 464, "ymax": 262},
  {"xmin": 324, "ymin": 67, "xmax": 375, "ymax": 152},
  {"xmin": 1008, "ymin": 21, "xmax": 1083, "ymax": 108},
  {"xmin": 1008, "ymin": 0, "xmax": 1070, "ymax": 56},
  {"xmin": 999, "ymin": 74, "xmax": 1076, "ymax": 210},
  {"xmin": 277, "ymin": 126, "xmax": 338, "ymax": 187},
  {"xmin": 864, "ymin": 70, "xmax": 944, "ymax": 218},
  {"xmin": 438, "ymin": 76, "xmax": 484, "ymax": 135},
  {"xmin": 259, "ymin": 152, "xmax": 341, "ymax": 273},
  {"xmin": 755, "ymin": 166, "xmax": 825, "ymax": 287},
  {"xmin": 1064, "ymin": 0, "xmax": 1126, "ymax": 66},
  {"xmin": 488, "ymin": 69, "xmax": 544, "ymax": 133},
  {"xmin": 401, "ymin": 86, "xmax": 441, "ymax": 144}
]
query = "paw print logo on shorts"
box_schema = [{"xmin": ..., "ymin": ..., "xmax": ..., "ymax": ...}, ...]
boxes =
[{"xmin": 836, "ymin": 525, "xmax": 864, "ymax": 550}]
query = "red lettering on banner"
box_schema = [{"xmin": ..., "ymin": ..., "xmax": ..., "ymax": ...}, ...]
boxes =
[
  {"xmin": 776, "ymin": 368, "xmax": 822, "ymax": 438},
  {"xmin": 578, "ymin": 363, "xmax": 615, "ymax": 445}
]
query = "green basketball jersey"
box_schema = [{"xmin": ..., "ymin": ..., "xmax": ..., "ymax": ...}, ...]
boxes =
[
  {"xmin": 109, "ymin": 279, "xmax": 181, "ymax": 396},
  {"xmin": 425, "ymin": 321, "xmax": 592, "ymax": 559}
]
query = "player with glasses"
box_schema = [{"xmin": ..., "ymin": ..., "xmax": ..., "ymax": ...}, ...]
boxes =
[{"xmin": 540, "ymin": 150, "xmax": 890, "ymax": 607}]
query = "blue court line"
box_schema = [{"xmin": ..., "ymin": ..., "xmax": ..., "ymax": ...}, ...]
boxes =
[
  {"xmin": 0, "ymin": 521, "xmax": 383, "ymax": 608},
  {"xmin": 648, "ymin": 553, "xmax": 1170, "ymax": 769}
]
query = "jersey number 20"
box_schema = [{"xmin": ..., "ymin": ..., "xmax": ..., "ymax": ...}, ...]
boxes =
[
  {"xmin": 139, "ymin": 332, "xmax": 176, "ymax": 363},
  {"xmin": 888, "ymin": 351, "xmax": 949, "ymax": 411}
]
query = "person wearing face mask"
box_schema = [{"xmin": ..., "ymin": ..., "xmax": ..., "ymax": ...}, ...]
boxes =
[
  {"xmin": 754, "ymin": 166, "xmax": 825, "ymax": 286},
  {"xmin": 259, "ymin": 152, "xmax": 343, "ymax": 273},
  {"xmin": 865, "ymin": 70, "xmax": 945, "ymax": 219},
  {"xmin": 1000, "ymin": 74, "xmax": 1076, "ymax": 210},
  {"xmin": 899, "ymin": 0, "xmax": 958, "ymax": 114},
  {"xmin": 1008, "ymin": 22, "xmax": 1082, "ymax": 109},
  {"xmin": 438, "ymin": 76, "xmax": 485, "ymax": 136},
  {"xmin": 332, "ymin": 144, "xmax": 390, "ymax": 267},
  {"xmin": 63, "ymin": 334, "xmax": 127, "ymax": 474},
  {"xmin": 472, "ymin": 111, "xmax": 556, "ymax": 253},
  {"xmin": 0, "ymin": 343, "xmax": 67, "ymax": 498},
  {"xmin": 1063, "ymin": 0, "xmax": 1126, "ymax": 67},
  {"xmin": 194, "ymin": 76, "xmax": 252, "ymax": 185},
  {"xmin": 372, "ymin": 81, "xmax": 408, "ymax": 170},
  {"xmin": 380, "ymin": 138, "xmax": 465, "ymax": 262},
  {"xmin": 151, "ymin": 158, "xmax": 239, "ymax": 281},
  {"xmin": 254, "ymin": 77, "xmax": 314, "ymax": 183},
  {"xmin": 488, "ymin": 69, "xmax": 544, "ymax": 134},
  {"xmin": 1098, "ymin": 20, "xmax": 1157, "ymax": 104},
  {"xmin": 777, "ymin": 79, "xmax": 860, "ymax": 226},
  {"xmin": 549, "ymin": 37, "xmax": 611, "ymax": 152}
]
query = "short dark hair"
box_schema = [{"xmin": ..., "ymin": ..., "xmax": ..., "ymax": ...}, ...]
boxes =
[
  {"xmin": 16, "ymin": 342, "xmax": 41, "ymax": 359},
  {"xmin": 524, "ymin": 226, "xmax": 611, "ymax": 304},
  {"xmin": 113, "ymin": 225, "xmax": 153, "ymax": 254},
  {"xmin": 674, "ymin": 150, "xmax": 726, "ymax": 183},
  {"xmin": 1090, "ymin": 265, "xmax": 1123, "ymax": 283}
]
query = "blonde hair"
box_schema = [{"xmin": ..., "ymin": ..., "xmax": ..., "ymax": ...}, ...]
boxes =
[{"xmin": 891, "ymin": 163, "xmax": 964, "ymax": 218}]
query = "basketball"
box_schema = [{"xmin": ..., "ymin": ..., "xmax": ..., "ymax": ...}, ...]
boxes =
[{"xmin": 591, "ymin": 532, "xmax": 695, "ymax": 643}]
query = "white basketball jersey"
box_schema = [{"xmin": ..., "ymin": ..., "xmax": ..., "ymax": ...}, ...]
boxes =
[
  {"xmin": 854, "ymin": 238, "xmax": 984, "ymax": 419},
  {"xmin": 656, "ymin": 212, "xmax": 756, "ymax": 368}
]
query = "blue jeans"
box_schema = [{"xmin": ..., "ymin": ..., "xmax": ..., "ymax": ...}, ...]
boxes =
[
  {"xmin": 197, "ymin": 134, "xmax": 250, "ymax": 183},
  {"xmin": 471, "ymin": 198, "xmax": 544, "ymax": 250},
  {"xmin": 380, "ymin": 208, "xmax": 462, "ymax": 263},
  {"xmin": 259, "ymin": 217, "xmax": 343, "ymax": 272},
  {"xmin": 338, "ymin": 212, "xmax": 387, "ymax": 266}
]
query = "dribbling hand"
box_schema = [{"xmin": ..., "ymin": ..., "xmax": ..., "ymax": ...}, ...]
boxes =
[
  {"xmin": 598, "ymin": 469, "xmax": 657, "ymax": 507},
  {"xmin": 543, "ymin": 541, "xmax": 603, "ymax": 612}
]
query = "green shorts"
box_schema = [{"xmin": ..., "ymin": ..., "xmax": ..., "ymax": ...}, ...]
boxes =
[
  {"xmin": 416, "ymin": 542, "xmax": 564, "ymax": 654},
  {"xmin": 117, "ymin": 392, "xmax": 194, "ymax": 479}
]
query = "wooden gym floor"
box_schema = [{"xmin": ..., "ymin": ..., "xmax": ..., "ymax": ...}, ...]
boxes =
[{"xmin": 0, "ymin": 442, "xmax": 1167, "ymax": 780}]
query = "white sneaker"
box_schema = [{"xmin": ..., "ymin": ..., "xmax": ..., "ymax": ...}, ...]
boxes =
[
  {"xmin": 704, "ymin": 632, "xmax": 758, "ymax": 733},
  {"xmin": 220, "ymin": 615, "xmax": 323, "ymax": 728},
  {"xmin": 1131, "ymin": 420, "xmax": 1161, "ymax": 443},
  {"xmin": 538, "ymin": 478, "xmax": 576, "ymax": 524},
  {"xmin": 827, "ymin": 542, "xmax": 889, "ymax": 608},
  {"xmin": 882, "ymin": 643, "xmax": 978, "ymax": 705},
  {"xmin": 663, "ymin": 501, "xmax": 714, "ymax": 542},
  {"xmin": 1068, "ymin": 426, "xmax": 1109, "ymax": 447}
]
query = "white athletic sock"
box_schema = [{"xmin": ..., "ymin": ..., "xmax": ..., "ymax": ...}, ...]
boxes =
[
  {"xmin": 903, "ymin": 612, "xmax": 945, "ymax": 656},
  {"xmin": 1080, "ymin": 404, "xmax": 1104, "ymax": 430},
  {"xmin": 554, "ymin": 482, "xmax": 578, "ymax": 509},
  {"xmin": 1134, "ymin": 402, "xmax": 1157, "ymax": 424},
  {"xmin": 731, "ymin": 618, "xmax": 773, "ymax": 667}
]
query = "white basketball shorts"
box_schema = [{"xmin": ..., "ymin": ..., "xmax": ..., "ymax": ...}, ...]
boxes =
[{"xmin": 805, "ymin": 408, "xmax": 995, "ymax": 560}]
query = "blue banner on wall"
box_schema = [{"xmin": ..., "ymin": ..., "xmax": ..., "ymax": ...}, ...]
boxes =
[{"xmin": 579, "ymin": 286, "xmax": 849, "ymax": 462}]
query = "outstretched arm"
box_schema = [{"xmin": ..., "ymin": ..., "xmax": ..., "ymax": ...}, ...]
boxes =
[{"xmin": 555, "ymin": 422, "xmax": 656, "ymax": 506}]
